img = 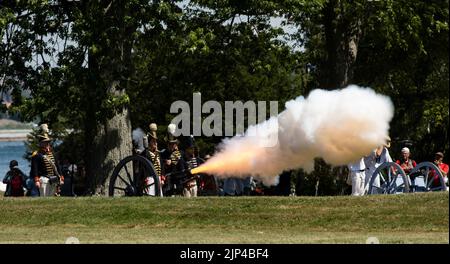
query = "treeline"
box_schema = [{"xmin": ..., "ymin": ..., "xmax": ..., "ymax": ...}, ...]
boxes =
[{"xmin": 0, "ymin": 0, "xmax": 448, "ymax": 195}]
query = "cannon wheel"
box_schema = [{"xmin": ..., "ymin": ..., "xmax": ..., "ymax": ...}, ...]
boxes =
[
  {"xmin": 109, "ymin": 155, "xmax": 161, "ymax": 197},
  {"xmin": 367, "ymin": 162, "xmax": 410, "ymax": 194},
  {"xmin": 409, "ymin": 162, "xmax": 447, "ymax": 192}
]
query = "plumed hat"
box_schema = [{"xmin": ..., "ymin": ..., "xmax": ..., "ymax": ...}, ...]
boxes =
[{"xmin": 148, "ymin": 123, "xmax": 158, "ymax": 140}]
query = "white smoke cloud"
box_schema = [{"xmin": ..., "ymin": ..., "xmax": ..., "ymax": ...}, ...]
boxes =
[
  {"xmin": 197, "ymin": 85, "xmax": 394, "ymax": 185},
  {"xmin": 132, "ymin": 128, "xmax": 145, "ymax": 151}
]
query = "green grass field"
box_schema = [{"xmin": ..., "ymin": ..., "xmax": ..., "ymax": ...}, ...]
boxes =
[{"xmin": 0, "ymin": 192, "xmax": 448, "ymax": 244}]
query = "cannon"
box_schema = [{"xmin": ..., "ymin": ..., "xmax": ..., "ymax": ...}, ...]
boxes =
[
  {"xmin": 108, "ymin": 152, "xmax": 162, "ymax": 197},
  {"xmin": 108, "ymin": 156, "xmax": 198, "ymax": 197},
  {"xmin": 366, "ymin": 161, "xmax": 447, "ymax": 195},
  {"xmin": 408, "ymin": 162, "xmax": 447, "ymax": 192},
  {"xmin": 108, "ymin": 136, "xmax": 201, "ymax": 197}
]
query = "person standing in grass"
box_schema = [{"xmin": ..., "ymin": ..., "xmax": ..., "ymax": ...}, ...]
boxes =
[
  {"xmin": 2, "ymin": 160, "xmax": 27, "ymax": 197},
  {"xmin": 181, "ymin": 136, "xmax": 202, "ymax": 197},
  {"xmin": 161, "ymin": 124, "xmax": 183, "ymax": 196},
  {"xmin": 144, "ymin": 123, "xmax": 163, "ymax": 196},
  {"xmin": 347, "ymin": 157, "xmax": 366, "ymax": 196},
  {"xmin": 364, "ymin": 136, "xmax": 393, "ymax": 192},
  {"xmin": 30, "ymin": 133, "xmax": 64, "ymax": 197}
]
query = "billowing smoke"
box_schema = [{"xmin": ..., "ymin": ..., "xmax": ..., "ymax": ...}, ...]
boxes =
[
  {"xmin": 192, "ymin": 85, "xmax": 394, "ymax": 185},
  {"xmin": 132, "ymin": 128, "xmax": 145, "ymax": 151}
]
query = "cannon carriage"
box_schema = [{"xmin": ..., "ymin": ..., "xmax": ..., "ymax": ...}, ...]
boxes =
[
  {"xmin": 108, "ymin": 135, "xmax": 202, "ymax": 197},
  {"xmin": 108, "ymin": 151, "xmax": 162, "ymax": 197},
  {"xmin": 108, "ymin": 151, "xmax": 202, "ymax": 197},
  {"xmin": 366, "ymin": 161, "xmax": 447, "ymax": 195}
]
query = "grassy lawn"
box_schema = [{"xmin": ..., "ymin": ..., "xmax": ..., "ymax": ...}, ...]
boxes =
[{"xmin": 0, "ymin": 192, "xmax": 448, "ymax": 244}]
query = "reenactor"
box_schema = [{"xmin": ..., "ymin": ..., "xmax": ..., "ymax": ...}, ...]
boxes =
[
  {"xmin": 181, "ymin": 136, "xmax": 203, "ymax": 197},
  {"xmin": 161, "ymin": 124, "xmax": 183, "ymax": 195},
  {"xmin": 30, "ymin": 127, "xmax": 63, "ymax": 197},
  {"xmin": 144, "ymin": 123, "xmax": 163, "ymax": 196}
]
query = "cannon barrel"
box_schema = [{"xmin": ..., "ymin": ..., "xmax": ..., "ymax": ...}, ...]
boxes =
[
  {"xmin": 165, "ymin": 168, "xmax": 201, "ymax": 184},
  {"xmin": 165, "ymin": 168, "xmax": 199, "ymax": 178}
]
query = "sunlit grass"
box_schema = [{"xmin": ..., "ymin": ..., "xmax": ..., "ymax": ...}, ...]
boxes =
[{"xmin": 0, "ymin": 192, "xmax": 447, "ymax": 243}]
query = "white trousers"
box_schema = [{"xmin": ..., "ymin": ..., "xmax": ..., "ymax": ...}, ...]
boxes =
[
  {"xmin": 351, "ymin": 171, "xmax": 365, "ymax": 196},
  {"xmin": 144, "ymin": 177, "xmax": 163, "ymax": 196},
  {"xmin": 39, "ymin": 177, "xmax": 56, "ymax": 197},
  {"xmin": 183, "ymin": 185, "xmax": 197, "ymax": 197}
]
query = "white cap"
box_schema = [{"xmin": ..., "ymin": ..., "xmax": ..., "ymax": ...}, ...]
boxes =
[{"xmin": 401, "ymin": 147, "xmax": 410, "ymax": 153}]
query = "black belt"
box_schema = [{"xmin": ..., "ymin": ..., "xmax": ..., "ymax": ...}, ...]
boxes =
[{"xmin": 41, "ymin": 175, "xmax": 56, "ymax": 178}]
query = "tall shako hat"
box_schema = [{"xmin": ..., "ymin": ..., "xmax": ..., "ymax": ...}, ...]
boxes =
[
  {"xmin": 166, "ymin": 123, "xmax": 178, "ymax": 143},
  {"xmin": 38, "ymin": 123, "xmax": 51, "ymax": 143},
  {"xmin": 148, "ymin": 123, "xmax": 158, "ymax": 140},
  {"xmin": 185, "ymin": 135, "xmax": 195, "ymax": 149}
]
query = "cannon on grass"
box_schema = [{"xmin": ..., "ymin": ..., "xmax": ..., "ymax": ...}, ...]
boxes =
[
  {"xmin": 408, "ymin": 162, "xmax": 447, "ymax": 192},
  {"xmin": 366, "ymin": 162, "xmax": 410, "ymax": 194},
  {"xmin": 108, "ymin": 131, "xmax": 164, "ymax": 197},
  {"xmin": 108, "ymin": 153, "xmax": 200, "ymax": 197},
  {"xmin": 108, "ymin": 135, "xmax": 201, "ymax": 197},
  {"xmin": 108, "ymin": 152, "xmax": 162, "ymax": 197},
  {"xmin": 366, "ymin": 161, "xmax": 447, "ymax": 195}
]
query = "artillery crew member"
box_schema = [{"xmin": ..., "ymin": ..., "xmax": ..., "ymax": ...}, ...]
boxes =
[
  {"xmin": 161, "ymin": 124, "xmax": 183, "ymax": 195},
  {"xmin": 30, "ymin": 132, "xmax": 63, "ymax": 197},
  {"xmin": 364, "ymin": 136, "xmax": 392, "ymax": 192},
  {"xmin": 163, "ymin": 124, "xmax": 182, "ymax": 168},
  {"xmin": 347, "ymin": 157, "xmax": 366, "ymax": 196},
  {"xmin": 181, "ymin": 136, "xmax": 203, "ymax": 197},
  {"xmin": 144, "ymin": 123, "xmax": 163, "ymax": 196}
]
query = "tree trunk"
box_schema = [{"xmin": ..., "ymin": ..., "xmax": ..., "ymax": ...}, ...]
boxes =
[
  {"xmin": 321, "ymin": 0, "xmax": 362, "ymax": 89},
  {"xmin": 83, "ymin": 0, "xmax": 134, "ymax": 195},
  {"xmin": 314, "ymin": 176, "xmax": 320, "ymax": 196},
  {"xmin": 91, "ymin": 84, "xmax": 132, "ymax": 195}
]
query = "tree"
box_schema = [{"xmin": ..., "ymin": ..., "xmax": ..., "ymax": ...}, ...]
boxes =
[
  {"xmin": 128, "ymin": 0, "xmax": 307, "ymax": 154},
  {"xmin": 287, "ymin": 0, "xmax": 449, "ymax": 193},
  {"xmin": 1, "ymin": 0, "xmax": 185, "ymax": 194}
]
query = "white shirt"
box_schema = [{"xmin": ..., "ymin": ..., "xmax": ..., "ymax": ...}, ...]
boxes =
[
  {"xmin": 375, "ymin": 147, "xmax": 392, "ymax": 166},
  {"xmin": 348, "ymin": 157, "xmax": 366, "ymax": 172},
  {"xmin": 365, "ymin": 147, "xmax": 392, "ymax": 169}
]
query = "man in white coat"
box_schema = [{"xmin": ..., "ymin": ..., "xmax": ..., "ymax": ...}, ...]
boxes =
[{"xmin": 348, "ymin": 157, "xmax": 366, "ymax": 196}]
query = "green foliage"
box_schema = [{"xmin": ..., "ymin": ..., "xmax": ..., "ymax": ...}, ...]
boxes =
[
  {"xmin": 351, "ymin": 0, "xmax": 449, "ymax": 162},
  {"xmin": 23, "ymin": 126, "xmax": 41, "ymax": 161},
  {"xmin": 129, "ymin": 0, "xmax": 306, "ymax": 137},
  {"xmin": 282, "ymin": 0, "xmax": 449, "ymax": 193}
]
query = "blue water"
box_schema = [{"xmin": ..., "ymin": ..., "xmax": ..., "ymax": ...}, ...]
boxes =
[{"xmin": 0, "ymin": 141, "xmax": 30, "ymax": 180}]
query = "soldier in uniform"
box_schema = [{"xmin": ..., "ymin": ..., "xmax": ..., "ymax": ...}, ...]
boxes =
[
  {"xmin": 30, "ymin": 132, "xmax": 64, "ymax": 197},
  {"xmin": 181, "ymin": 136, "xmax": 203, "ymax": 197},
  {"xmin": 161, "ymin": 124, "xmax": 183, "ymax": 195},
  {"xmin": 144, "ymin": 123, "xmax": 163, "ymax": 196}
]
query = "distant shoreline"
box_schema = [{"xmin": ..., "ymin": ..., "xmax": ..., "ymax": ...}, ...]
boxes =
[
  {"xmin": 0, "ymin": 138, "xmax": 27, "ymax": 142},
  {"xmin": 0, "ymin": 129, "xmax": 30, "ymax": 142}
]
